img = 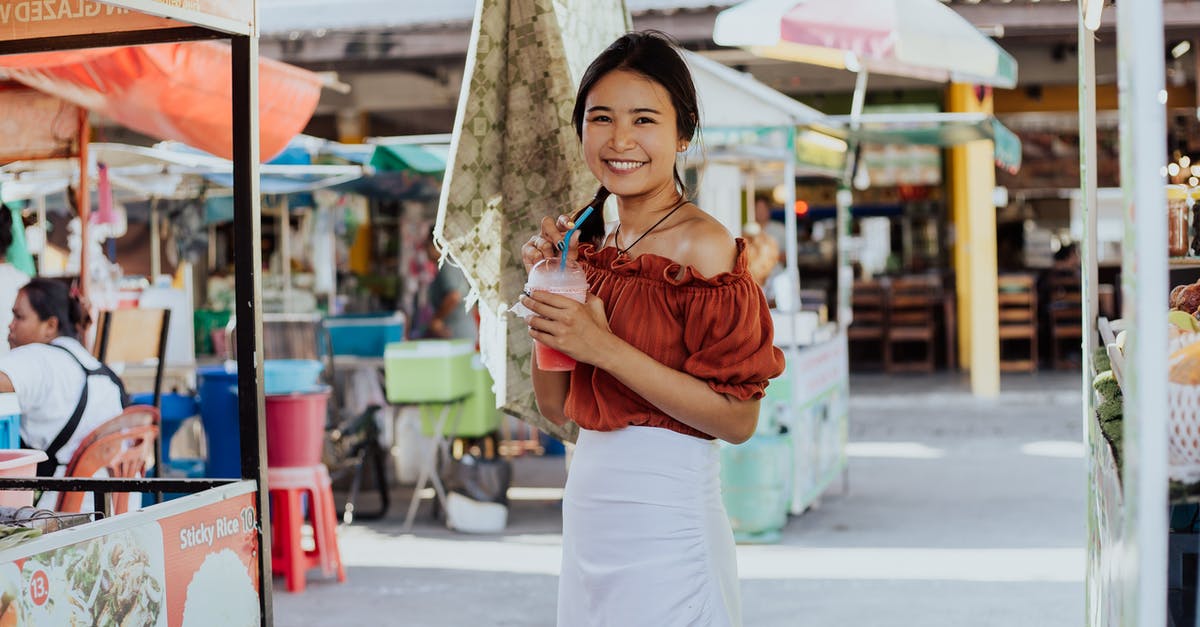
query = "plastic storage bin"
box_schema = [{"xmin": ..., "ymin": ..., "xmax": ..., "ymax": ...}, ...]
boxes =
[
  {"xmin": 720, "ymin": 432, "xmax": 793, "ymax": 543},
  {"xmin": 385, "ymin": 339, "xmax": 474, "ymax": 403},
  {"xmin": 265, "ymin": 389, "xmax": 330, "ymax": 468},
  {"xmin": 420, "ymin": 355, "xmax": 501, "ymax": 437},
  {"xmin": 197, "ymin": 364, "xmax": 241, "ymax": 478},
  {"xmin": 133, "ymin": 392, "xmax": 205, "ymax": 503},
  {"xmin": 264, "ymin": 359, "xmax": 324, "ymax": 395},
  {"xmin": 325, "ymin": 313, "xmax": 406, "ymax": 356},
  {"xmin": 0, "ymin": 393, "xmax": 21, "ymax": 449},
  {"xmin": 0, "ymin": 450, "xmax": 49, "ymax": 507}
]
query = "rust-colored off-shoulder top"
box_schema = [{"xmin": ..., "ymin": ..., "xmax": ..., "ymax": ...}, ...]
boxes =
[{"xmin": 564, "ymin": 239, "xmax": 786, "ymax": 440}]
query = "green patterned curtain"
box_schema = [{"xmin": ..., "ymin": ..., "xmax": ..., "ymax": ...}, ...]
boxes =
[{"xmin": 436, "ymin": 0, "xmax": 629, "ymax": 441}]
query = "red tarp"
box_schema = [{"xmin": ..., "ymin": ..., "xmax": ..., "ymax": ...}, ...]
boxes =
[{"xmin": 0, "ymin": 41, "xmax": 322, "ymax": 161}]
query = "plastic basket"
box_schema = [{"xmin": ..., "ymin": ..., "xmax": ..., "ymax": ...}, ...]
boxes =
[
  {"xmin": 0, "ymin": 394, "xmax": 21, "ymax": 449},
  {"xmin": 0, "ymin": 449, "xmax": 48, "ymax": 507},
  {"xmin": 1168, "ymin": 383, "xmax": 1200, "ymax": 482},
  {"xmin": 325, "ymin": 313, "xmax": 406, "ymax": 356},
  {"xmin": 385, "ymin": 340, "xmax": 474, "ymax": 403},
  {"xmin": 264, "ymin": 359, "xmax": 325, "ymax": 395}
]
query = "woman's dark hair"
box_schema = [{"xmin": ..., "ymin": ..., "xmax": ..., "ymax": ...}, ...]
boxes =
[
  {"xmin": 570, "ymin": 31, "xmax": 700, "ymax": 246},
  {"xmin": 0, "ymin": 204, "xmax": 13, "ymax": 258},
  {"xmin": 20, "ymin": 278, "xmax": 90, "ymax": 340}
]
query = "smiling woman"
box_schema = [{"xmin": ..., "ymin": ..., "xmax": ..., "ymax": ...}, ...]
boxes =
[{"xmin": 517, "ymin": 31, "xmax": 785, "ymax": 627}]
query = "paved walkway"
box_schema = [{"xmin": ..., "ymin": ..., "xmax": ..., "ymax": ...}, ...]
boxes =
[{"xmin": 272, "ymin": 371, "xmax": 1086, "ymax": 626}]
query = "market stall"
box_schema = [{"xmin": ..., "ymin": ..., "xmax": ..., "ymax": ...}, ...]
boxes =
[
  {"xmin": 1077, "ymin": 1, "xmax": 1171, "ymax": 625},
  {"xmin": 0, "ymin": 1, "xmax": 274, "ymax": 624}
]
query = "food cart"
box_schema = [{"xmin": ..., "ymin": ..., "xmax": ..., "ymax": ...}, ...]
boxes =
[
  {"xmin": 0, "ymin": 1, "xmax": 274, "ymax": 624},
  {"xmin": 682, "ymin": 51, "xmax": 851, "ymax": 514}
]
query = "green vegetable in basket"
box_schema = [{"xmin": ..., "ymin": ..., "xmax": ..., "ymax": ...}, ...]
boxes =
[
  {"xmin": 1093, "ymin": 347, "xmax": 1111, "ymax": 374},
  {"xmin": 1097, "ymin": 395, "xmax": 1124, "ymax": 423},
  {"xmin": 1093, "ymin": 370, "xmax": 1121, "ymax": 401},
  {"xmin": 1100, "ymin": 417, "xmax": 1123, "ymax": 450}
]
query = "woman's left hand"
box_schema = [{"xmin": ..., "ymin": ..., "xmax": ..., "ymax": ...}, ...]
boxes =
[{"xmin": 521, "ymin": 292, "xmax": 613, "ymax": 366}]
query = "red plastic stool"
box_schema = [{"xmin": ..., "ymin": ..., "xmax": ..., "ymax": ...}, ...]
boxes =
[{"xmin": 268, "ymin": 464, "xmax": 346, "ymax": 592}]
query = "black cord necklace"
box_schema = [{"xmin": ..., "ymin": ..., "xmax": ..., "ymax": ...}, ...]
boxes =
[{"xmin": 613, "ymin": 197, "xmax": 688, "ymax": 257}]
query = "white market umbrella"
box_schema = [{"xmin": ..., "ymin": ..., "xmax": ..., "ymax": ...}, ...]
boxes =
[{"xmin": 714, "ymin": 0, "xmax": 1017, "ymax": 88}]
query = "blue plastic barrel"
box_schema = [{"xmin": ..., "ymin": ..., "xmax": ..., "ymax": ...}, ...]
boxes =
[{"xmin": 196, "ymin": 365, "xmax": 241, "ymax": 478}]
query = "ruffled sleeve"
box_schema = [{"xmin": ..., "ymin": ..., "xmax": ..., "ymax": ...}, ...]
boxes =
[{"xmin": 680, "ymin": 270, "xmax": 786, "ymax": 402}]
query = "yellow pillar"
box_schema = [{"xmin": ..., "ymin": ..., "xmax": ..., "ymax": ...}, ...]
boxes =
[{"xmin": 947, "ymin": 84, "xmax": 1000, "ymax": 397}]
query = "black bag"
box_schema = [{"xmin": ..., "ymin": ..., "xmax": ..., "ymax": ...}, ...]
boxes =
[{"xmin": 440, "ymin": 435, "xmax": 511, "ymax": 506}]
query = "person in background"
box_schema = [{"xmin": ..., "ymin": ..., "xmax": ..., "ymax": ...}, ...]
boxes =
[
  {"xmin": 425, "ymin": 233, "xmax": 477, "ymax": 342},
  {"xmin": 0, "ymin": 279, "xmax": 127, "ymax": 501},
  {"xmin": 755, "ymin": 194, "xmax": 788, "ymax": 262},
  {"xmin": 742, "ymin": 221, "xmax": 780, "ymax": 288},
  {"xmin": 0, "ymin": 205, "xmax": 30, "ymax": 354}
]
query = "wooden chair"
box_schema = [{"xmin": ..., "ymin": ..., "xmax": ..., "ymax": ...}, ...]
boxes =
[
  {"xmin": 93, "ymin": 308, "xmax": 170, "ymax": 495},
  {"xmin": 1046, "ymin": 270, "xmax": 1083, "ymax": 369},
  {"xmin": 56, "ymin": 405, "xmax": 159, "ymax": 515},
  {"xmin": 884, "ymin": 275, "xmax": 941, "ymax": 373},
  {"xmin": 998, "ymin": 274, "xmax": 1038, "ymax": 372},
  {"xmin": 848, "ymin": 280, "xmax": 888, "ymax": 371},
  {"xmin": 93, "ymin": 308, "xmax": 171, "ymax": 406}
]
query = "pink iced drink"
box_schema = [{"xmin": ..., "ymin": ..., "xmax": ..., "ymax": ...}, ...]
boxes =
[{"xmin": 528, "ymin": 257, "xmax": 589, "ymax": 371}]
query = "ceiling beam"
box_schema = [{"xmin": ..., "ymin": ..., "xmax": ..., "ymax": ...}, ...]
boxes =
[{"xmin": 952, "ymin": 2, "xmax": 1200, "ymax": 36}]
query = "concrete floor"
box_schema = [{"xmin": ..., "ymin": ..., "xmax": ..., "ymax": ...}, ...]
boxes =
[{"xmin": 272, "ymin": 371, "xmax": 1086, "ymax": 626}]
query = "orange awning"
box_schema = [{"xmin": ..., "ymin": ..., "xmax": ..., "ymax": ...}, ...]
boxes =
[{"xmin": 0, "ymin": 41, "xmax": 322, "ymax": 161}]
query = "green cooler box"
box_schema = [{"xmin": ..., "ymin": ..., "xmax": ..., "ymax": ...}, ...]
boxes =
[
  {"xmin": 384, "ymin": 339, "xmax": 474, "ymax": 404},
  {"xmin": 421, "ymin": 355, "xmax": 501, "ymax": 438}
]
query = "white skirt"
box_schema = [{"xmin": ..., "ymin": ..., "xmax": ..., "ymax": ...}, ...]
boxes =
[{"xmin": 557, "ymin": 426, "xmax": 741, "ymax": 627}]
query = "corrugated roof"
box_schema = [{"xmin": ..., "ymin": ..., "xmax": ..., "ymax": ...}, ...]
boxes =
[{"xmin": 259, "ymin": 0, "xmax": 736, "ymax": 35}]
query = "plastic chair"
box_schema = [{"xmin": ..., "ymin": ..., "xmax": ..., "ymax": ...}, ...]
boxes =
[
  {"xmin": 56, "ymin": 405, "xmax": 160, "ymax": 515},
  {"xmin": 268, "ymin": 464, "xmax": 346, "ymax": 593}
]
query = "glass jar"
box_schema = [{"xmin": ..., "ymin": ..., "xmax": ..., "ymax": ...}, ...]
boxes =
[{"xmin": 1168, "ymin": 184, "xmax": 1190, "ymax": 257}]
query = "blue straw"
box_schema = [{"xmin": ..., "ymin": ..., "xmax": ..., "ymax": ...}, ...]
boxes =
[{"xmin": 560, "ymin": 206, "xmax": 595, "ymax": 271}]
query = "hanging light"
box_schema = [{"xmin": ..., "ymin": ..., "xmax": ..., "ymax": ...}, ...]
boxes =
[
  {"xmin": 1169, "ymin": 163, "xmax": 1182, "ymax": 177},
  {"xmin": 1182, "ymin": 155, "xmax": 1192, "ymax": 169}
]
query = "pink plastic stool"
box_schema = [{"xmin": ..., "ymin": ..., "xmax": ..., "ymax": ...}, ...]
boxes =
[{"xmin": 268, "ymin": 464, "xmax": 346, "ymax": 592}]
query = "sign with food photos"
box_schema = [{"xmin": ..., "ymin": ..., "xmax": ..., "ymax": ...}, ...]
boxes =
[{"xmin": 0, "ymin": 482, "xmax": 258, "ymax": 626}]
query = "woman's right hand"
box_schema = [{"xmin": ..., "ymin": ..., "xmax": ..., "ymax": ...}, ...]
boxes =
[{"xmin": 522, "ymin": 215, "xmax": 577, "ymax": 273}]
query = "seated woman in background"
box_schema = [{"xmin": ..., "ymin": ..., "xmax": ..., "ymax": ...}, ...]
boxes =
[
  {"xmin": 0, "ymin": 204, "xmax": 30, "ymax": 354},
  {"xmin": 0, "ymin": 279, "xmax": 127, "ymax": 489}
]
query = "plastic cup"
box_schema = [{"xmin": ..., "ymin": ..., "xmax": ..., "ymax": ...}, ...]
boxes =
[{"xmin": 528, "ymin": 257, "xmax": 588, "ymax": 371}]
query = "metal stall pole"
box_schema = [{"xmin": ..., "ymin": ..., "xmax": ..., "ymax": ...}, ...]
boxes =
[
  {"xmin": 837, "ymin": 68, "xmax": 869, "ymax": 325},
  {"xmin": 35, "ymin": 194, "xmax": 46, "ymax": 276},
  {"xmin": 150, "ymin": 197, "xmax": 161, "ymax": 281},
  {"xmin": 1079, "ymin": 9, "xmax": 1099, "ymax": 385},
  {"xmin": 231, "ymin": 33, "xmax": 273, "ymax": 626},
  {"xmin": 1115, "ymin": 0, "xmax": 1169, "ymax": 624}
]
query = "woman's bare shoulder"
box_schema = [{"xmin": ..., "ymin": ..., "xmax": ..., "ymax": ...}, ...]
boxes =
[{"xmin": 675, "ymin": 208, "xmax": 737, "ymax": 277}]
